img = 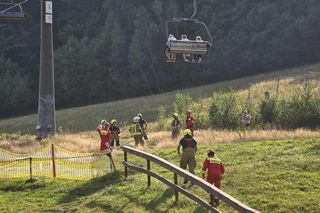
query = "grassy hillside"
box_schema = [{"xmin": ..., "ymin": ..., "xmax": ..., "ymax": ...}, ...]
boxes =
[
  {"xmin": 1, "ymin": 138, "xmax": 320, "ymax": 212},
  {"xmin": 0, "ymin": 63, "xmax": 320, "ymax": 134}
]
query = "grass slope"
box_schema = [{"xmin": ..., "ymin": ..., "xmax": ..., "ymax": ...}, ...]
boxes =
[
  {"xmin": 1, "ymin": 138, "xmax": 319, "ymax": 212},
  {"xmin": 1, "ymin": 63, "xmax": 320, "ymax": 134}
]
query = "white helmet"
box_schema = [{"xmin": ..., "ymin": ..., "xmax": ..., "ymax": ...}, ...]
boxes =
[{"xmin": 133, "ymin": 116, "xmax": 140, "ymax": 123}]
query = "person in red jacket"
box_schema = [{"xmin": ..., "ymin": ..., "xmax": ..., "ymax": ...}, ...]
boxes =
[
  {"xmin": 202, "ymin": 149, "xmax": 225, "ymax": 207},
  {"xmin": 186, "ymin": 110, "xmax": 196, "ymax": 136},
  {"xmin": 96, "ymin": 119, "xmax": 116, "ymax": 171}
]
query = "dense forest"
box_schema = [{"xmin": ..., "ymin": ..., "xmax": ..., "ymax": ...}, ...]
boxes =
[{"xmin": 1, "ymin": 0, "xmax": 320, "ymax": 118}]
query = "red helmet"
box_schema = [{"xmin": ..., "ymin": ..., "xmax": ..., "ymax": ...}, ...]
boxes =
[{"xmin": 207, "ymin": 149, "xmax": 215, "ymax": 156}]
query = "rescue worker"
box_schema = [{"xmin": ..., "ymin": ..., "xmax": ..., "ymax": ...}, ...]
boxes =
[
  {"xmin": 109, "ymin": 119, "xmax": 121, "ymax": 148},
  {"xmin": 96, "ymin": 120, "xmax": 116, "ymax": 171},
  {"xmin": 129, "ymin": 116, "xmax": 144, "ymax": 146},
  {"xmin": 137, "ymin": 113, "xmax": 148, "ymax": 140},
  {"xmin": 177, "ymin": 129, "xmax": 197, "ymax": 184},
  {"xmin": 186, "ymin": 110, "xmax": 196, "ymax": 136},
  {"xmin": 202, "ymin": 149, "xmax": 224, "ymax": 207},
  {"xmin": 240, "ymin": 110, "xmax": 252, "ymax": 126},
  {"xmin": 171, "ymin": 113, "xmax": 182, "ymax": 139}
]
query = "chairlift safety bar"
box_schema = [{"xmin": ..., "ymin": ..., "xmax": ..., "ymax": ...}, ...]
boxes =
[
  {"xmin": 0, "ymin": 0, "xmax": 30, "ymax": 13},
  {"xmin": 166, "ymin": 18, "xmax": 213, "ymax": 44}
]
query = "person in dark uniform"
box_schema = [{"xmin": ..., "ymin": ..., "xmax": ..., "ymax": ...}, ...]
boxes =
[
  {"xmin": 177, "ymin": 129, "xmax": 197, "ymax": 184},
  {"xmin": 109, "ymin": 119, "xmax": 121, "ymax": 148}
]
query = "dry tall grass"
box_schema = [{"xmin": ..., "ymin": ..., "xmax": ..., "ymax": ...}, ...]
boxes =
[
  {"xmin": 2, "ymin": 129, "xmax": 319, "ymax": 154},
  {"xmin": 148, "ymin": 129, "xmax": 320, "ymax": 149}
]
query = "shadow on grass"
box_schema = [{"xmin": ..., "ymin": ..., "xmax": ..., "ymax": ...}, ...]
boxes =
[
  {"xmin": 144, "ymin": 188, "xmax": 174, "ymax": 212},
  {"xmin": 0, "ymin": 178, "xmax": 46, "ymax": 192},
  {"xmin": 59, "ymin": 171, "xmax": 124, "ymax": 204},
  {"xmin": 113, "ymin": 188, "xmax": 175, "ymax": 213},
  {"xmin": 193, "ymin": 205, "xmax": 211, "ymax": 213}
]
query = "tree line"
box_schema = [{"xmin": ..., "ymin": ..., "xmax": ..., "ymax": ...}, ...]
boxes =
[{"xmin": 1, "ymin": 0, "xmax": 320, "ymax": 118}]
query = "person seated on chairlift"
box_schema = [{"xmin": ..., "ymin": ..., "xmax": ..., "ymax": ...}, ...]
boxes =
[
  {"xmin": 165, "ymin": 34, "xmax": 177, "ymax": 62},
  {"xmin": 192, "ymin": 36, "xmax": 203, "ymax": 63},
  {"xmin": 180, "ymin": 34, "xmax": 191, "ymax": 62}
]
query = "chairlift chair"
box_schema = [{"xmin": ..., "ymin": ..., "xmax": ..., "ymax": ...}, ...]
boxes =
[
  {"xmin": 165, "ymin": 0, "xmax": 213, "ymax": 63},
  {"xmin": 0, "ymin": 3, "xmax": 26, "ymax": 20}
]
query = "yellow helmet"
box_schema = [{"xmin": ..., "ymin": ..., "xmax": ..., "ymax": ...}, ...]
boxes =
[
  {"xmin": 183, "ymin": 129, "xmax": 192, "ymax": 136},
  {"xmin": 101, "ymin": 119, "xmax": 107, "ymax": 125},
  {"xmin": 173, "ymin": 113, "xmax": 178, "ymax": 118},
  {"xmin": 111, "ymin": 119, "xmax": 117, "ymax": 125}
]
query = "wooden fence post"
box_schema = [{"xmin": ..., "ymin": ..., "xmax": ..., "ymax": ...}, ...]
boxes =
[
  {"xmin": 174, "ymin": 173, "xmax": 179, "ymax": 201},
  {"xmin": 124, "ymin": 151, "xmax": 128, "ymax": 178},
  {"xmin": 276, "ymin": 75, "xmax": 280, "ymax": 97},
  {"xmin": 147, "ymin": 159, "xmax": 151, "ymax": 187},
  {"xmin": 51, "ymin": 144, "xmax": 56, "ymax": 178},
  {"xmin": 304, "ymin": 71, "xmax": 309, "ymax": 94},
  {"xmin": 248, "ymin": 82, "xmax": 252, "ymax": 103}
]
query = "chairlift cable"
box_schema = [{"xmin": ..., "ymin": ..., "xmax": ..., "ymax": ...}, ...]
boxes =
[
  {"xmin": 0, "ymin": 0, "xmax": 30, "ymax": 13},
  {"xmin": 190, "ymin": 0, "xmax": 197, "ymax": 19},
  {"xmin": 0, "ymin": 3, "xmax": 16, "ymax": 5}
]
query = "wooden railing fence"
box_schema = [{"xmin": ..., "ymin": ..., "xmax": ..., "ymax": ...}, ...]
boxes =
[{"xmin": 122, "ymin": 145, "xmax": 260, "ymax": 213}]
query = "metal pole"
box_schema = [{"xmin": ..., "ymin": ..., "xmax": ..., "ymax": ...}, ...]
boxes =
[
  {"xmin": 147, "ymin": 159, "xmax": 151, "ymax": 187},
  {"xmin": 36, "ymin": 0, "xmax": 55, "ymax": 139}
]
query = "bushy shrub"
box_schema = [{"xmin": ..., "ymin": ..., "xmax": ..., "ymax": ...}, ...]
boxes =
[
  {"xmin": 172, "ymin": 92, "xmax": 193, "ymax": 116},
  {"xmin": 192, "ymin": 104, "xmax": 210, "ymax": 129},
  {"xmin": 155, "ymin": 106, "xmax": 167, "ymax": 131},
  {"xmin": 260, "ymin": 97, "xmax": 278, "ymax": 124},
  {"xmin": 209, "ymin": 91, "xmax": 242, "ymax": 129},
  {"xmin": 277, "ymin": 89, "xmax": 320, "ymax": 129}
]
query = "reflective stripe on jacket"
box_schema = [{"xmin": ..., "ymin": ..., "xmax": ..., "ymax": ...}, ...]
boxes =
[{"xmin": 202, "ymin": 157, "xmax": 224, "ymax": 177}]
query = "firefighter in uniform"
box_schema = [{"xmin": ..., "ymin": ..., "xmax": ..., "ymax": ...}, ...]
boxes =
[
  {"xmin": 171, "ymin": 113, "xmax": 182, "ymax": 139},
  {"xmin": 129, "ymin": 116, "xmax": 144, "ymax": 146},
  {"xmin": 137, "ymin": 113, "xmax": 148, "ymax": 140},
  {"xmin": 109, "ymin": 119, "xmax": 121, "ymax": 148},
  {"xmin": 186, "ymin": 110, "xmax": 196, "ymax": 136},
  {"xmin": 177, "ymin": 129, "xmax": 197, "ymax": 184},
  {"xmin": 202, "ymin": 149, "xmax": 225, "ymax": 207},
  {"xmin": 96, "ymin": 119, "xmax": 116, "ymax": 170}
]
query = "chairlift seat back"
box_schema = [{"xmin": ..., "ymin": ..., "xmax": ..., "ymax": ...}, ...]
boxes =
[{"xmin": 167, "ymin": 40, "xmax": 211, "ymax": 55}]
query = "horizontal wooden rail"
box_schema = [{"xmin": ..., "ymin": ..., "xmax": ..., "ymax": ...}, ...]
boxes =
[
  {"xmin": 122, "ymin": 161, "xmax": 221, "ymax": 213},
  {"xmin": 122, "ymin": 145, "xmax": 260, "ymax": 213}
]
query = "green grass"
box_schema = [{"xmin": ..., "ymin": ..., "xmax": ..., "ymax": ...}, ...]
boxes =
[
  {"xmin": 1, "ymin": 138, "xmax": 320, "ymax": 212},
  {"xmin": 1, "ymin": 63, "xmax": 320, "ymax": 134}
]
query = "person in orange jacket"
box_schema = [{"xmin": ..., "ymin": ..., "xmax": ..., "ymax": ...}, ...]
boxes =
[
  {"xmin": 96, "ymin": 119, "xmax": 116, "ymax": 171},
  {"xmin": 202, "ymin": 149, "xmax": 225, "ymax": 207},
  {"xmin": 186, "ymin": 110, "xmax": 196, "ymax": 136}
]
